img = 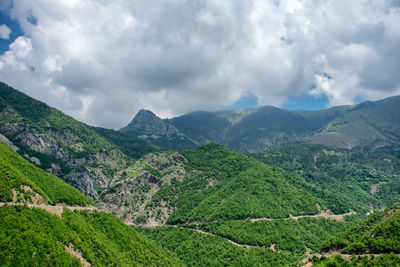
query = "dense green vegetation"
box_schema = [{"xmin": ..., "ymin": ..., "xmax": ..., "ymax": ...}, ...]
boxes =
[
  {"xmin": 198, "ymin": 215, "xmax": 363, "ymax": 253},
  {"xmin": 308, "ymin": 206, "xmax": 400, "ymax": 266},
  {"xmin": 0, "ymin": 206, "xmax": 182, "ymax": 266},
  {"xmin": 0, "ymin": 142, "xmax": 90, "ymax": 205},
  {"xmin": 138, "ymin": 226, "xmax": 301, "ymax": 266},
  {"xmin": 311, "ymin": 253, "xmax": 400, "ymax": 266},
  {"xmin": 250, "ymin": 144, "xmax": 400, "ymax": 212},
  {"xmin": 151, "ymin": 143, "xmax": 345, "ymax": 224},
  {"xmin": 321, "ymin": 206, "xmax": 400, "ymax": 254},
  {"xmin": 91, "ymin": 126, "xmax": 160, "ymax": 159}
]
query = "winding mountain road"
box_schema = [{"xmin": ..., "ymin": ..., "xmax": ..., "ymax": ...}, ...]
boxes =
[{"xmin": 0, "ymin": 202, "xmax": 98, "ymax": 217}]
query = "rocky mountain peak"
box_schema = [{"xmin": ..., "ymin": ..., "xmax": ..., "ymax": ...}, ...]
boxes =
[{"xmin": 120, "ymin": 109, "xmax": 181, "ymax": 137}]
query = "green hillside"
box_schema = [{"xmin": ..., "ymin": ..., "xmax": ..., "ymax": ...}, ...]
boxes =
[
  {"xmin": 0, "ymin": 141, "xmax": 182, "ymax": 266},
  {"xmin": 250, "ymin": 144, "xmax": 400, "ymax": 212},
  {"xmin": 138, "ymin": 213, "xmax": 363, "ymax": 266},
  {"xmin": 0, "ymin": 141, "xmax": 90, "ymax": 206},
  {"xmin": 222, "ymin": 105, "xmax": 351, "ymax": 152},
  {"xmin": 309, "ymin": 206, "xmax": 400, "ymax": 266},
  {"xmin": 322, "ymin": 206, "xmax": 400, "ymax": 254},
  {"xmin": 199, "ymin": 215, "xmax": 362, "ymax": 253},
  {"xmin": 0, "ymin": 81, "xmax": 132, "ymax": 199},
  {"xmin": 139, "ymin": 226, "xmax": 301, "ymax": 266},
  {"xmin": 101, "ymin": 143, "xmax": 354, "ymax": 225},
  {"xmin": 167, "ymin": 143, "xmax": 331, "ymax": 223},
  {"xmin": 0, "ymin": 206, "xmax": 182, "ymax": 266}
]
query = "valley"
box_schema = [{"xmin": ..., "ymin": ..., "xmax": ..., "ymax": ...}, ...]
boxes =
[{"xmin": 1, "ymin": 81, "xmax": 400, "ymax": 266}]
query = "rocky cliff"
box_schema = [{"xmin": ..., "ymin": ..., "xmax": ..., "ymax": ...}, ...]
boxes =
[{"xmin": 0, "ymin": 82, "xmax": 130, "ymax": 199}]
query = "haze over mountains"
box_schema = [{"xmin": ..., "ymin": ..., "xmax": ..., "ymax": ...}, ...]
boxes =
[{"xmin": 121, "ymin": 95, "xmax": 400, "ymax": 155}]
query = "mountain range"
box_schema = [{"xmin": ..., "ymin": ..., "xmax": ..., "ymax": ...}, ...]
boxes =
[
  {"xmin": 121, "ymin": 96, "xmax": 400, "ymax": 155},
  {"xmin": 1, "ymin": 80, "xmax": 400, "ymax": 266}
]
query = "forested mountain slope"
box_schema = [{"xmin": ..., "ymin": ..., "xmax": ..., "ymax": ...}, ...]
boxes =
[
  {"xmin": 139, "ymin": 214, "xmax": 362, "ymax": 266},
  {"xmin": 250, "ymin": 144, "xmax": 400, "ymax": 212},
  {"xmin": 0, "ymin": 141, "xmax": 90, "ymax": 206},
  {"xmin": 0, "ymin": 140, "xmax": 182, "ymax": 266},
  {"xmin": 308, "ymin": 206, "xmax": 400, "ymax": 266},
  {"xmin": 100, "ymin": 143, "xmax": 354, "ymax": 225},
  {"xmin": 0, "ymin": 82, "xmax": 155, "ymax": 199}
]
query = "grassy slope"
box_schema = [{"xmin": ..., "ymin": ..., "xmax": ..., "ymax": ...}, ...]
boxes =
[
  {"xmin": 0, "ymin": 206, "xmax": 182, "ymax": 266},
  {"xmin": 0, "ymin": 141, "xmax": 90, "ymax": 206},
  {"xmin": 0, "ymin": 82, "xmax": 123, "ymax": 159}
]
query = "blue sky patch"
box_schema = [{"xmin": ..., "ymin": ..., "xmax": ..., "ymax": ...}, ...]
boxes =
[
  {"xmin": 0, "ymin": 9, "xmax": 23, "ymax": 55},
  {"xmin": 282, "ymin": 93, "xmax": 330, "ymax": 111},
  {"xmin": 224, "ymin": 93, "xmax": 258, "ymax": 110}
]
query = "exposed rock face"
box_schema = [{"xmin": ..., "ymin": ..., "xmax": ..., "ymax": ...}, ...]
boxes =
[
  {"xmin": 0, "ymin": 83, "xmax": 130, "ymax": 200},
  {"xmin": 64, "ymin": 171, "xmax": 100, "ymax": 199},
  {"xmin": 46, "ymin": 163, "xmax": 62, "ymax": 177},
  {"xmin": 24, "ymin": 154, "xmax": 41, "ymax": 165},
  {"xmin": 0, "ymin": 133, "xmax": 19, "ymax": 151},
  {"xmin": 17, "ymin": 129, "xmax": 69, "ymax": 160},
  {"xmin": 100, "ymin": 152, "xmax": 187, "ymax": 225},
  {"xmin": 1, "ymin": 119, "xmax": 102, "ymax": 199}
]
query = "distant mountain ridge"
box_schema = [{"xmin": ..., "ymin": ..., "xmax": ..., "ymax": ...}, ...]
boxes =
[{"xmin": 121, "ymin": 95, "xmax": 400, "ymax": 153}]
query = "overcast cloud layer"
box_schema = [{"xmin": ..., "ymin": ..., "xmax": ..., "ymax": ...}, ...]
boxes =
[{"xmin": 0, "ymin": 0, "xmax": 399, "ymax": 128}]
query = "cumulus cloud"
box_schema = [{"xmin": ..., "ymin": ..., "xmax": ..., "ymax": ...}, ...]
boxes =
[
  {"xmin": 0, "ymin": 0, "xmax": 399, "ymax": 128},
  {"xmin": 0, "ymin": 24, "xmax": 11, "ymax": 39}
]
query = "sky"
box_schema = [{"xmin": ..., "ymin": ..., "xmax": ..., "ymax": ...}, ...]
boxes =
[{"xmin": 0, "ymin": 0, "xmax": 399, "ymax": 129}]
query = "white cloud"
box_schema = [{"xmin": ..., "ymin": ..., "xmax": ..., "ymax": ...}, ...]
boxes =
[
  {"xmin": 0, "ymin": 36, "xmax": 32, "ymax": 70},
  {"xmin": 0, "ymin": 24, "xmax": 11, "ymax": 39},
  {"xmin": 0, "ymin": 0, "xmax": 399, "ymax": 128}
]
